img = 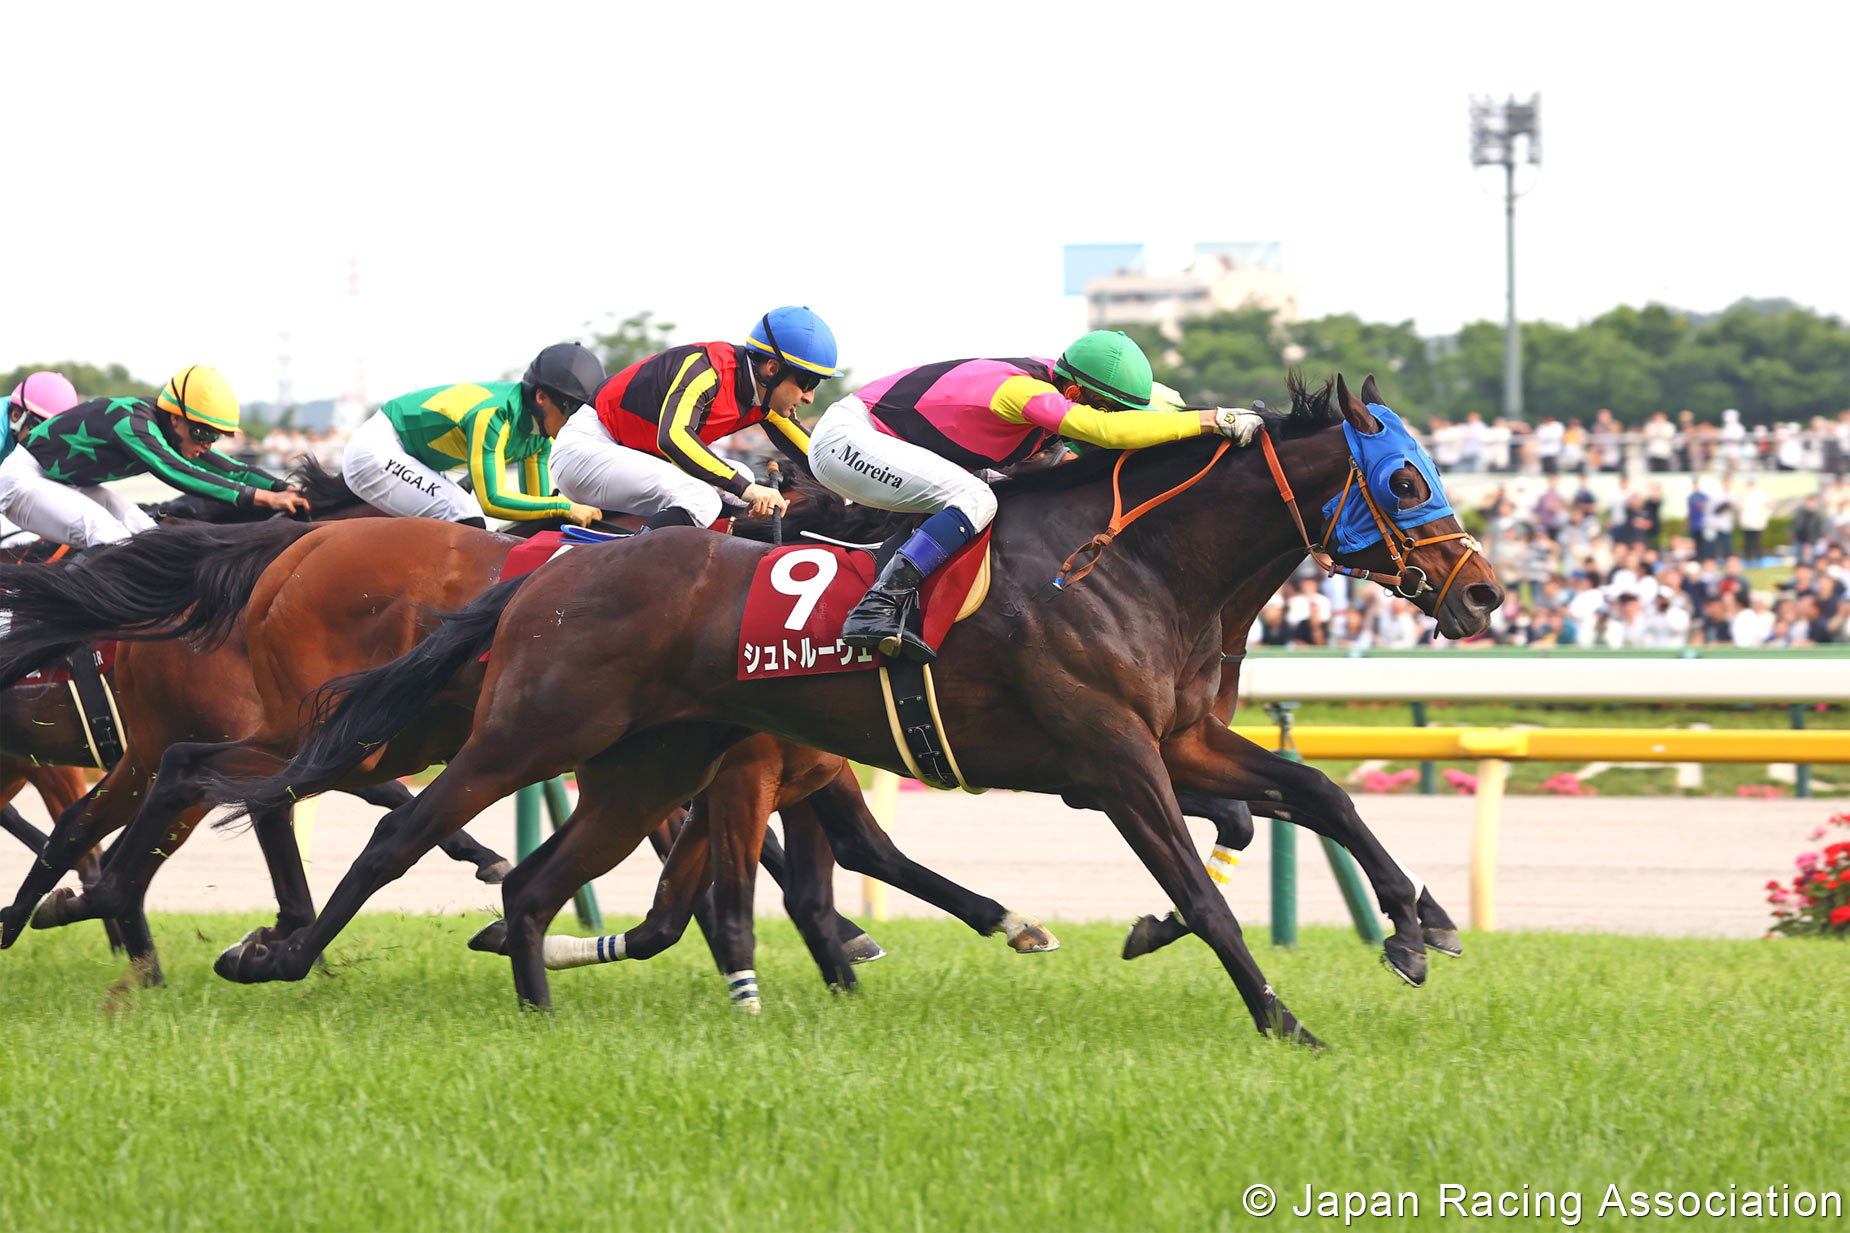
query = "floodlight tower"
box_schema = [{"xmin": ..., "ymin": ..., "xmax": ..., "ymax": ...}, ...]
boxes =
[{"xmin": 1469, "ymin": 94, "xmax": 1540, "ymax": 421}]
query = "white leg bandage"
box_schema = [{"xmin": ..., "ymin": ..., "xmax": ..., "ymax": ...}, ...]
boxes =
[
  {"xmin": 1205, "ymin": 843, "xmax": 1241, "ymax": 885},
  {"xmin": 541, "ymin": 933, "xmax": 626, "ymax": 970},
  {"xmin": 725, "ymin": 969, "xmax": 761, "ymax": 1012}
]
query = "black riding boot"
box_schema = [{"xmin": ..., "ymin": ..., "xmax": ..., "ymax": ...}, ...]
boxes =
[{"xmin": 841, "ymin": 554, "xmax": 934, "ymax": 662}]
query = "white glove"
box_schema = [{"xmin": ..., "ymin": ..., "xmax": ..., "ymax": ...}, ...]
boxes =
[{"xmin": 1211, "ymin": 406, "xmax": 1265, "ymax": 445}]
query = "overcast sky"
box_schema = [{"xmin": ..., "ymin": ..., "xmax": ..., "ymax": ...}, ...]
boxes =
[{"xmin": 5, "ymin": 1, "xmax": 1841, "ymax": 406}]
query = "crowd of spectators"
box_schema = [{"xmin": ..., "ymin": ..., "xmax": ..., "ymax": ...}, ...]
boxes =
[{"xmin": 1422, "ymin": 407, "xmax": 1850, "ymax": 477}]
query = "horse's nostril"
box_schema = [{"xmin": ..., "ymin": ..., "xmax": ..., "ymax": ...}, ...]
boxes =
[{"xmin": 1466, "ymin": 582, "xmax": 1503, "ymax": 611}]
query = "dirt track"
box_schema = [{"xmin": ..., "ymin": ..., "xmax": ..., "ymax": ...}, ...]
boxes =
[{"xmin": 2, "ymin": 784, "xmax": 1818, "ymax": 939}]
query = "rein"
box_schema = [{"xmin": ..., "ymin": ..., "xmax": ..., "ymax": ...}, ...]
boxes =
[
  {"xmin": 1258, "ymin": 430, "xmax": 1479, "ymax": 607},
  {"xmin": 1053, "ymin": 440, "xmax": 1231, "ymax": 588}
]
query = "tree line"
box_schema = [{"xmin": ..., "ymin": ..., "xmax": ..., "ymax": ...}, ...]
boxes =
[{"xmin": 1118, "ymin": 297, "xmax": 1850, "ymax": 428}]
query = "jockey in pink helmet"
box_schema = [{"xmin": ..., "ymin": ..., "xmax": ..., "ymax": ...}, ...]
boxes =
[{"xmin": 3, "ymin": 372, "xmax": 81, "ymax": 466}]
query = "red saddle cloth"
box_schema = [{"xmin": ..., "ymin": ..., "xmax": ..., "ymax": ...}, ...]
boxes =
[
  {"xmin": 736, "ymin": 531, "xmax": 991, "ymax": 680},
  {"xmin": 500, "ymin": 530, "xmax": 572, "ymax": 582},
  {"xmin": 19, "ymin": 641, "xmax": 116, "ymax": 685}
]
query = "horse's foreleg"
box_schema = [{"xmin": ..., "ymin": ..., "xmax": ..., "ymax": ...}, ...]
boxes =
[
  {"xmin": 1163, "ymin": 721, "xmax": 1434, "ymax": 985},
  {"xmin": 0, "ymin": 803, "xmax": 47, "ymax": 853},
  {"xmin": 1, "ymin": 773, "xmax": 128, "ymax": 948},
  {"xmin": 754, "ymin": 814, "xmax": 881, "ymax": 963},
  {"xmin": 1086, "ymin": 740, "xmax": 1316, "ymax": 1045},
  {"xmin": 704, "ymin": 770, "xmax": 777, "ymax": 1006},
  {"xmin": 802, "ymin": 767, "xmax": 1054, "ymax": 951},
  {"xmin": 1123, "ymin": 792, "xmax": 1256, "ymax": 960}
]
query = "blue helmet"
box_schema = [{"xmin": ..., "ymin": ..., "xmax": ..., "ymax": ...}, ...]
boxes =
[{"xmin": 746, "ymin": 306, "xmax": 842, "ymax": 381}]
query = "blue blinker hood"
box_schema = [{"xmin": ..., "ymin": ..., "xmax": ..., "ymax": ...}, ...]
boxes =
[{"xmin": 1320, "ymin": 403, "xmax": 1455, "ymax": 554}]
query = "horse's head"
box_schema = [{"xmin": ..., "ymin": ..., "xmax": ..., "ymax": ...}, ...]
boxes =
[{"xmin": 1322, "ymin": 374, "xmax": 1504, "ymax": 638}]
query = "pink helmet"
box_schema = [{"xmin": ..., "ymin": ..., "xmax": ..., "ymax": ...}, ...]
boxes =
[{"xmin": 7, "ymin": 371, "xmax": 81, "ymax": 424}]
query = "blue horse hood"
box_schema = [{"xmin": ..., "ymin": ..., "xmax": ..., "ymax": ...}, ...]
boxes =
[{"xmin": 1320, "ymin": 403, "xmax": 1455, "ymax": 554}]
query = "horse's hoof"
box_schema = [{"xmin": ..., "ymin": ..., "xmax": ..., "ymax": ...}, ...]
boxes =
[
  {"xmin": 30, "ymin": 887, "xmax": 79, "ymax": 930},
  {"xmin": 733, "ymin": 995, "xmax": 762, "ymax": 1015},
  {"xmin": 1424, "ymin": 927, "xmax": 1463, "ymax": 958},
  {"xmin": 1001, "ymin": 911, "xmax": 1059, "ymax": 953},
  {"xmin": 1122, "ymin": 914, "xmax": 1163, "ymax": 960},
  {"xmin": 468, "ymin": 920, "xmax": 509, "ymax": 955},
  {"xmin": 476, "ymin": 860, "xmax": 513, "ymax": 885},
  {"xmin": 841, "ymin": 931, "xmax": 885, "ymax": 964},
  {"xmin": 1381, "ymin": 938, "xmax": 1428, "ymax": 987},
  {"xmin": 214, "ymin": 940, "xmax": 280, "ymax": 983}
]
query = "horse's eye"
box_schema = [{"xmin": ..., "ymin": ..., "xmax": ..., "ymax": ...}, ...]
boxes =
[{"xmin": 1390, "ymin": 475, "xmax": 1418, "ymax": 499}]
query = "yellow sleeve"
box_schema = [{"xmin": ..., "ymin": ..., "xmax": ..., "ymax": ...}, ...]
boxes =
[
  {"xmin": 468, "ymin": 409, "xmax": 572, "ymax": 520},
  {"xmin": 1056, "ymin": 406, "xmax": 1205, "ymax": 450}
]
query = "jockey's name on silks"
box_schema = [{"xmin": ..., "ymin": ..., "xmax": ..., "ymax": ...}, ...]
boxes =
[
  {"xmin": 378, "ymin": 381, "xmax": 573, "ymax": 521},
  {"xmin": 736, "ymin": 536, "xmax": 991, "ymax": 680}
]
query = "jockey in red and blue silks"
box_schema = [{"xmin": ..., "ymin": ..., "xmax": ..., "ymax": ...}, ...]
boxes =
[{"xmin": 808, "ymin": 330, "xmax": 1262, "ymax": 661}]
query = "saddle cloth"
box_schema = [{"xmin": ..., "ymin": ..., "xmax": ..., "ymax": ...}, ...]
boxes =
[
  {"xmin": 16, "ymin": 640, "xmax": 117, "ymax": 684},
  {"xmin": 736, "ymin": 531, "xmax": 992, "ymax": 681}
]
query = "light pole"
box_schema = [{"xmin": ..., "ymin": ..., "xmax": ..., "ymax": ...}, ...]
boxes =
[{"xmin": 1470, "ymin": 95, "xmax": 1540, "ymax": 422}]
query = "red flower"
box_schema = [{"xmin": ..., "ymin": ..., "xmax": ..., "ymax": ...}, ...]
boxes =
[{"xmin": 1831, "ymin": 904, "xmax": 1850, "ymax": 929}]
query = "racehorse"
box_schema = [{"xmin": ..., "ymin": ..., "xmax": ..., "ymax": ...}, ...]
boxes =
[
  {"xmin": 208, "ymin": 374, "xmax": 1503, "ymax": 1044},
  {"xmin": 0, "ymin": 521, "xmax": 513, "ymax": 982},
  {"xmin": 0, "ymin": 510, "xmax": 1026, "ymax": 989}
]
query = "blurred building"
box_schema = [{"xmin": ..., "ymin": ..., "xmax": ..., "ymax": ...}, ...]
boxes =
[{"xmin": 1067, "ymin": 241, "xmax": 1302, "ymax": 339}]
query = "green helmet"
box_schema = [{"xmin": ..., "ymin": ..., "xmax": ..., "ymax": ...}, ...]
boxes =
[{"xmin": 1054, "ymin": 330, "xmax": 1155, "ymax": 410}]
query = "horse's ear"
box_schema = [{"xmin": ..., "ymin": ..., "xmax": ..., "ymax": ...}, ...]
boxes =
[
  {"xmin": 1336, "ymin": 373, "xmax": 1381, "ymax": 434},
  {"xmin": 1359, "ymin": 373, "xmax": 1385, "ymax": 406}
]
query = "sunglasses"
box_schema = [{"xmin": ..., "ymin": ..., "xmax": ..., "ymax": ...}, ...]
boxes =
[{"xmin": 183, "ymin": 419, "xmax": 227, "ymax": 445}]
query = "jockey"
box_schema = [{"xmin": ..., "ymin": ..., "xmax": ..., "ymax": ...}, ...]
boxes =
[
  {"xmin": 2, "ymin": 371, "xmax": 81, "ymax": 466},
  {"xmin": 550, "ymin": 306, "xmax": 840, "ymax": 530},
  {"xmin": 810, "ymin": 330, "xmax": 1263, "ymax": 660},
  {"xmin": 341, "ymin": 342, "xmax": 606, "ymax": 528},
  {"xmin": 0, "ymin": 365, "xmax": 307, "ymax": 548}
]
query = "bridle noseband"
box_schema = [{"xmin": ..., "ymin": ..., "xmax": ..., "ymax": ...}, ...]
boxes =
[{"xmin": 1258, "ymin": 429, "xmax": 1481, "ymax": 610}]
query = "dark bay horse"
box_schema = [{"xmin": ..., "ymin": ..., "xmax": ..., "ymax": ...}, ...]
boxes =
[
  {"xmin": 0, "ymin": 515, "xmax": 1044, "ymax": 991},
  {"xmin": 211, "ymin": 374, "xmax": 1503, "ymax": 1044}
]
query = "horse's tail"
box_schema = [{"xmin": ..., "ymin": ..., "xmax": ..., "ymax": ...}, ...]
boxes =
[
  {"xmin": 288, "ymin": 454, "xmax": 361, "ymax": 511},
  {"xmin": 0, "ymin": 521, "xmax": 316, "ymax": 688},
  {"xmin": 204, "ymin": 575, "xmax": 527, "ymax": 819}
]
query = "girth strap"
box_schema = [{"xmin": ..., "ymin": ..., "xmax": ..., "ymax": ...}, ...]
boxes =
[
  {"xmin": 63, "ymin": 645, "xmax": 124, "ymax": 770},
  {"xmin": 877, "ymin": 660, "xmax": 984, "ymax": 794}
]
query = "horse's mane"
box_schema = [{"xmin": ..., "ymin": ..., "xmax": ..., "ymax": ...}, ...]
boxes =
[{"xmin": 288, "ymin": 454, "xmax": 362, "ymax": 509}]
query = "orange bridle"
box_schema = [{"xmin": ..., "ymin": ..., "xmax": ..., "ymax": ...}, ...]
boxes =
[{"xmin": 1258, "ymin": 429, "xmax": 1481, "ymax": 608}]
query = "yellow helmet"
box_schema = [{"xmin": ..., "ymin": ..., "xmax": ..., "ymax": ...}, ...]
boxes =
[{"xmin": 156, "ymin": 365, "xmax": 241, "ymax": 434}]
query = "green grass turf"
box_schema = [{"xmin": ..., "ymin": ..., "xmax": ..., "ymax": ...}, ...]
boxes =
[{"xmin": 1, "ymin": 916, "xmax": 1843, "ymax": 1232}]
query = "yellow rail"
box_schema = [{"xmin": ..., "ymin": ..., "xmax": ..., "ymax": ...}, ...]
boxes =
[{"xmin": 1226, "ymin": 725, "xmax": 1850, "ymax": 763}]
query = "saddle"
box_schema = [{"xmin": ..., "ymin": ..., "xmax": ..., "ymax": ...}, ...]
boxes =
[{"xmin": 1, "ymin": 542, "xmax": 124, "ymax": 769}]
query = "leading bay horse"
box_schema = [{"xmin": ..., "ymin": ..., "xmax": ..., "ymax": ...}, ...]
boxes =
[{"xmin": 212, "ymin": 374, "xmax": 1503, "ymax": 1044}]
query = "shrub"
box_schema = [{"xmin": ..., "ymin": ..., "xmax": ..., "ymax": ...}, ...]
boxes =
[{"xmin": 1766, "ymin": 812, "xmax": 1850, "ymax": 938}]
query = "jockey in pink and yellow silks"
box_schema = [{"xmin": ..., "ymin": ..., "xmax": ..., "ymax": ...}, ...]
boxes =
[{"xmin": 808, "ymin": 330, "xmax": 1263, "ymax": 661}]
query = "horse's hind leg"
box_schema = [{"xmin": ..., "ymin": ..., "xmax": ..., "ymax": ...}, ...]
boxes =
[
  {"xmin": 802, "ymin": 766, "xmax": 1056, "ymax": 951},
  {"xmin": 0, "ymin": 803, "xmax": 47, "ymax": 852},
  {"xmin": 776, "ymin": 801, "xmax": 859, "ymax": 988},
  {"xmin": 349, "ymin": 779, "xmax": 512, "ymax": 883},
  {"xmin": 501, "ymin": 730, "xmax": 746, "ymax": 1010},
  {"xmin": 1163, "ymin": 720, "xmax": 1431, "ymax": 986},
  {"xmin": 1123, "ymin": 795, "xmax": 1254, "ymax": 960},
  {"xmin": 1, "ymin": 768, "xmax": 138, "ymax": 948}
]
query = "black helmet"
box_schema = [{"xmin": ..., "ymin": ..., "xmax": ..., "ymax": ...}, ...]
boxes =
[{"xmin": 523, "ymin": 342, "xmax": 607, "ymax": 411}]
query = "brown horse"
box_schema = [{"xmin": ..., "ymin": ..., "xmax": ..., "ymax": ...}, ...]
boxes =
[
  {"xmin": 210, "ymin": 374, "xmax": 1503, "ymax": 1044},
  {"xmin": 0, "ymin": 521, "xmax": 512, "ymax": 980}
]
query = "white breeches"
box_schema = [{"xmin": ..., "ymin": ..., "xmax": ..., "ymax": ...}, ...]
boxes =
[
  {"xmin": 548, "ymin": 408, "xmax": 731, "ymax": 527},
  {"xmin": 0, "ymin": 448, "xmax": 156, "ymax": 548},
  {"xmin": 807, "ymin": 397, "xmax": 998, "ymax": 530},
  {"xmin": 340, "ymin": 411, "xmax": 480, "ymax": 522}
]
